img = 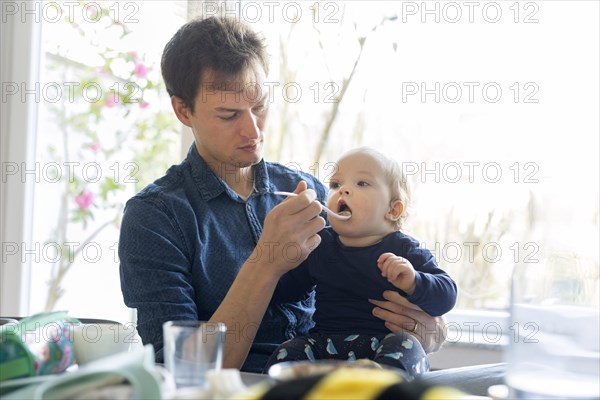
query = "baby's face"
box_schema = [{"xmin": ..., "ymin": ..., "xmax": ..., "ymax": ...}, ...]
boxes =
[{"xmin": 327, "ymin": 151, "xmax": 395, "ymax": 245}]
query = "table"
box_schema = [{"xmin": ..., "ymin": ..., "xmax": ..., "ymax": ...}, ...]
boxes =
[{"xmin": 240, "ymin": 371, "xmax": 270, "ymax": 387}]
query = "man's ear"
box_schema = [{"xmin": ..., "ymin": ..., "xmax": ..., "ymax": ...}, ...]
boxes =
[
  {"xmin": 386, "ymin": 200, "xmax": 404, "ymax": 222},
  {"xmin": 171, "ymin": 96, "xmax": 193, "ymax": 127}
]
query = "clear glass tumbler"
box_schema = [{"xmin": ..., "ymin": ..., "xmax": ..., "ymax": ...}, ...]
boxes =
[
  {"xmin": 163, "ymin": 321, "xmax": 226, "ymax": 389},
  {"xmin": 506, "ymin": 251, "xmax": 599, "ymax": 399}
]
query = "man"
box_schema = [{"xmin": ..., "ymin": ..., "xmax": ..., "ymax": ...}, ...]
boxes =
[{"xmin": 119, "ymin": 16, "xmax": 452, "ymax": 374}]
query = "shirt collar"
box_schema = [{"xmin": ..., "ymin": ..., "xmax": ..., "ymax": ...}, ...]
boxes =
[{"xmin": 186, "ymin": 144, "xmax": 271, "ymax": 201}]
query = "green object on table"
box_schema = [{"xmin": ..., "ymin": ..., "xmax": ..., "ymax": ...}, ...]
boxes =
[
  {"xmin": 0, "ymin": 345, "xmax": 163, "ymax": 400},
  {"xmin": 0, "ymin": 311, "xmax": 79, "ymax": 381}
]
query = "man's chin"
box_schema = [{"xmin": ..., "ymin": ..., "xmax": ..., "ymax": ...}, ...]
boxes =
[
  {"xmin": 236, "ymin": 148, "xmax": 263, "ymax": 167},
  {"xmin": 235, "ymin": 155, "xmax": 262, "ymax": 169}
]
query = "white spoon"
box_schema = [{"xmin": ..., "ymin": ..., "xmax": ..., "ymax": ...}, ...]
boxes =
[{"xmin": 273, "ymin": 191, "xmax": 351, "ymax": 220}]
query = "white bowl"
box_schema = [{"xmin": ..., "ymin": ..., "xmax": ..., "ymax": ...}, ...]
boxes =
[{"xmin": 72, "ymin": 323, "xmax": 135, "ymax": 365}]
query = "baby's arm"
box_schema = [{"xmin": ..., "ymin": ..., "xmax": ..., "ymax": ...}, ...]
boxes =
[{"xmin": 377, "ymin": 252, "xmax": 417, "ymax": 295}]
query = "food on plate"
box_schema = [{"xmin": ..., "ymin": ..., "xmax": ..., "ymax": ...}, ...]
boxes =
[{"xmin": 268, "ymin": 359, "xmax": 384, "ymax": 380}]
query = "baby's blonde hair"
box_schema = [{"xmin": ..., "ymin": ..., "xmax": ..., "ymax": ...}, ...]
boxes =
[{"xmin": 341, "ymin": 147, "xmax": 410, "ymax": 230}]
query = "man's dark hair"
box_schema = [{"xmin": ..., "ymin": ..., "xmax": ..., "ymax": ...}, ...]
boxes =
[{"xmin": 160, "ymin": 16, "xmax": 269, "ymax": 112}]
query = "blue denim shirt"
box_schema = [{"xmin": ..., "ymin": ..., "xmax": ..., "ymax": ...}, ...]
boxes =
[{"xmin": 119, "ymin": 144, "xmax": 327, "ymax": 372}]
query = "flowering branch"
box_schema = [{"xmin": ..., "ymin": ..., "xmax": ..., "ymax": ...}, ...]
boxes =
[{"xmin": 42, "ymin": 1, "xmax": 178, "ymax": 311}]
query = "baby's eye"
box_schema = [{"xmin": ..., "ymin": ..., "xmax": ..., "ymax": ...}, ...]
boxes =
[
  {"xmin": 357, "ymin": 181, "xmax": 369, "ymax": 187},
  {"xmin": 329, "ymin": 181, "xmax": 340, "ymax": 190}
]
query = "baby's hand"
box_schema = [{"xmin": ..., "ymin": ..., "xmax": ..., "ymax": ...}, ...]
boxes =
[{"xmin": 377, "ymin": 253, "xmax": 417, "ymax": 295}]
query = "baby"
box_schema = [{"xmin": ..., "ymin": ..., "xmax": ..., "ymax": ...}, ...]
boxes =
[{"xmin": 265, "ymin": 147, "xmax": 457, "ymax": 377}]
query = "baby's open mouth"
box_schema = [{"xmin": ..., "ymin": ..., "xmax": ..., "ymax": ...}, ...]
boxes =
[{"xmin": 337, "ymin": 199, "xmax": 352, "ymax": 217}]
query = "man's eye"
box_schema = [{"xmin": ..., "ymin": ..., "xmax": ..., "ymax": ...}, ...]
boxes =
[
  {"xmin": 219, "ymin": 113, "xmax": 237, "ymax": 121},
  {"xmin": 253, "ymin": 104, "xmax": 267, "ymax": 114}
]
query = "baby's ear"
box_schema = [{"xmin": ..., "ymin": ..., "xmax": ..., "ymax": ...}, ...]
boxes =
[{"xmin": 386, "ymin": 200, "xmax": 404, "ymax": 222}]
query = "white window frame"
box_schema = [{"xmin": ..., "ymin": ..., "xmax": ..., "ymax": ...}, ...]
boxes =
[{"xmin": 0, "ymin": 7, "xmax": 42, "ymax": 316}]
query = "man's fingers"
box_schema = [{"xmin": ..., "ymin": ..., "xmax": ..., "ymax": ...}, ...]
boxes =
[
  {"xmin": 280, "ymin": 189, "xmax": 318, "ymax": 216},
  {"xmin": 371, "ymin": 303, "xmax": 414, "ymax": 329},
  {"xmin": 382, "ymin": 290, "xmax": 422, "ymax": 311},
  {"xmin": 306, "ymin": 233, "xmax": 322, "ymax": 252},
  {"xmin": 293, "ymin": 180, "xmax": 308, "ymax": 194},
  {"xmin": 371, "ymin": 292, "xmax": 445, "ymax": 354},
  {"xmin": 295, "ymin": 215, "xmax": 325, "ymax": 241}
]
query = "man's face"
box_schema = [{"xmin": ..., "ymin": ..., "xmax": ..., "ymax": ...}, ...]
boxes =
[{"xmin": 179, "ymin": 66, "xmax": 269, "ymax": 173}]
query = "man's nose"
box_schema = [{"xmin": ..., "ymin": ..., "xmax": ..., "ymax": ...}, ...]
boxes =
[{"xmin": 240, "ymin": 111, "xmax": 260, "ymax": 138}]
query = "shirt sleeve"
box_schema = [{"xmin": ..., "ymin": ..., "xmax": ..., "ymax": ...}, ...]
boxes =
[
  {"xmin": 118, "ymin": 196, "xmax": 196, "ymax": 362},
  {"xmin": 404, "ymin": 246, "xmax": 458, "ymax": 317}
]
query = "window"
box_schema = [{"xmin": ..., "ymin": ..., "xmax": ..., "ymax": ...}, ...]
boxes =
[
  {"xmin": 2, "ymin": 1, "xmax": 187, "ymax": 321},
  {"xmin": 3, "ymin": 1, "xmax": 598, "ymax": 330},
  {"xmin": 245, "ymin": 1, "xmax": 599, "ymax": 314}
]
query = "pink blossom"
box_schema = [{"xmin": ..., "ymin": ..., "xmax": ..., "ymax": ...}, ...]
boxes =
[
  {"xmin": 140, "ymin": 101, "xmax": 150, "ymax": 109},
  {"xmin": 105, "ymin": 95, "xmax": 118, "ymax": 108},
  {"xmin": 96, "ymin": 67, "xmax": 110, "ymax": 76},
  {"xmin": 87, "ymin": 6, "xmax": 100, "ymax": 21},
  {"xmin": 89, "ymin": 143, "xmax": 101, "ymax": 153},
  {"xmin": 133, "ymin": 63, "xmax": 148, "ymax": 78},
  {"xmin": 74, "ymin": 191, "xmax": 94, "ymax": 210}
]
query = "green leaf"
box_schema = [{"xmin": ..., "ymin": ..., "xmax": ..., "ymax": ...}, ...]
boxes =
[{"xmin": 100, "ymin": 177, "xmax": 124, "ymax": 201}]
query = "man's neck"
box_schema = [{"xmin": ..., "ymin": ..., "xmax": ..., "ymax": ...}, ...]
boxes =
[
  {"xmin": 194, "ymin": 144, "xmax": 256, "ymax": 198},
  {"xmin": 222, "ymin": 165, "xmax": 255, "ymax": 198}
]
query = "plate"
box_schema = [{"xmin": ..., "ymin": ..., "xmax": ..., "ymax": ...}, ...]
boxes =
[{"xmin": 268, "ymin": 359, "xmax": 408, "ymax": 381}]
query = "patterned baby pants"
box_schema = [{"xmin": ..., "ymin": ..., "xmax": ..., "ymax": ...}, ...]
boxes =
[{"xmin": 264, "ymin": 331, "xmax": 429, "ymax": 378}]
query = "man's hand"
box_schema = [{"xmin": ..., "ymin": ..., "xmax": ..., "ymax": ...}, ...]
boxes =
[
  {"xmin": 377, "ymin": 253, "xmax": 417, "ymax": 295},
  {"xmin": 253, "ymin": 180, "xmax": 325, "ymax": 278},
  {"xmin": 369, "ymin": 291, "xmax": 447, "ymax": 353},
  {"xmin": 214, "ymin": 181, "xmax": 325, "ymax": 369}
]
